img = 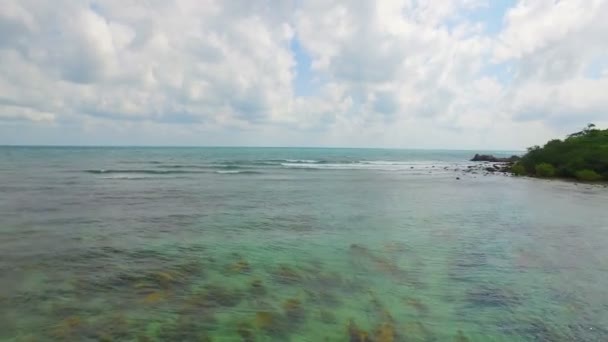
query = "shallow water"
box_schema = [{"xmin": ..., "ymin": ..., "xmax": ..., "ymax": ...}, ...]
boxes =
[{"xmin": 1, "ymin": 147, "xmax": 607, "ymax": 341}]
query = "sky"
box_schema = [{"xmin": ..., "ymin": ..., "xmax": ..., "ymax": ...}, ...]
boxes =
[{"xmin": 1, "ymin": 0, "xmax": 607, "ymax": 149}]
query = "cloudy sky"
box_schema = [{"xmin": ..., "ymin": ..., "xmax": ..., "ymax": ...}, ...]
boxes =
[{"xmin": 1, "ymin": 0, "xmax": 607, "ymax": 149}]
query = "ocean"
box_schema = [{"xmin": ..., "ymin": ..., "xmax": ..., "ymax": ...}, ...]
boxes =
[{"xmin": 1, "ymin": 146, "xmax": 607, "ymax": 341}]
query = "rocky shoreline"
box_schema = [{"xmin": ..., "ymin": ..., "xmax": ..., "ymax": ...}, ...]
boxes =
[
  {"xmin": 454, "ymin": 154, "xmax": 520, "ymax": 178},
  {"xmin": 464, "ymin": 154, "xmax": 606, "ymax": 186}
]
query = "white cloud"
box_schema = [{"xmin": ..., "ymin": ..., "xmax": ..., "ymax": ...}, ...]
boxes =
[
  {"xmin": 0, "ymin": 0, "xmax": 296, "ymax": 125},
  {"xmin": 495, "ymin": 0, "xmax": 606, "ymax": 62},
  {"xmin": 496, "ymin": 0, "xmax": 608, "ymax": 129},
  {"xmin": 0, "ymin": 105, "xmax": 55, "ymax": 123},
  {"xmin": 295, "ymin": 0, "xmax": 494, "ymax": 129},
  {"xmin": 0, "ymin": 0, "xmax": 607, "ymax": 148}
]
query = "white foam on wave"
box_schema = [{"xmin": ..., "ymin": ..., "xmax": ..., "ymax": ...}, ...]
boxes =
[
  {"xmin": 216, "ymin": 170, "xmax": 241, "ymax": 174},
  {"xmin": 360, "ymin": 160, "xmax": 433, "ymax": 166},
  {"xmin": 101, "ymin": 174, "xmax": 155, "ymax": 179},
  {"xmin": 281, "ymin": 160, "xmax": 468, "ymax": 172},
  {"xmin": 280, "ymin": 162, "xmax": 406, "ymax": 171},
  {"xmin": 284, "ymin": 159, "xmax": 320, "ymax": 163}
]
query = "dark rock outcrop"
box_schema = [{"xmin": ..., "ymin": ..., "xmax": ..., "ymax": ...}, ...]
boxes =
[
  {"xmin": 463, "ymin": 154, "xmax": 520, "ymax": 176},
  {"xmin": 471, "ymin": 154, "xmax": 520, "ymax": 163}
]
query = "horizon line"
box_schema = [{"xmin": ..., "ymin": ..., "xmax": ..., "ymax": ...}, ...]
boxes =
[{"xmin": 0, "ymin": 144, "xmax": 525, "ymax": 152}]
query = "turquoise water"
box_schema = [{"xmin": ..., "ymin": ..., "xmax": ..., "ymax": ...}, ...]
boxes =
[{"xmin": 1, "ymin": 147, "xmax": 607, "ymax": 341}]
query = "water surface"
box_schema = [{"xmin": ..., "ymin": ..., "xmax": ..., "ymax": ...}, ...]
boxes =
[{"xmin": 1, "ymin": 147, "xmax": 607, "ymax": 341}]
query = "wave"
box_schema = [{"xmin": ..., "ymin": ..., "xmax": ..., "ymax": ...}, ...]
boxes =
[
  {"xmin": 90, "ymin": 159, "xmax": 472, "ymax": 174},
  {"xmin": 215, "ymin": 170, "xmax": 262, "ymax": 175},
  {"xmin": 276, "ymin": 160, "xmax": 434, "ymax": 166},
  {"xmin": 283, "ymin": 159, "xmax": 321, "ymax": 164},
  {"xmin": 359, "ymin": 161, "xmax": 430, "ymax": 165},
  {"xmin": 156, "ymin": 164, "xmax": 209, "ymax": 169},
  {"xmin": 101, "ymin": 175, "xmax": 167, "ymax": 180},
  {"xmin": 280, "ymin": 160, "xmax": 465, "ymax": 171},
  {"xmin": 84, "ymin": 169, "xmax": 208, "ymax": 175},
  {"xmin": 120, "ymin": 160, "xmax": 164, "ymax": 164},
  {"xmin": 281, "ymin": 163, "xmax": 401, "ymax": 170},
  {"xmin": 144, "ymin": 159, "xmax": 322, "ymax": 169},
  {"xmin": 218, "ymin": 159, "xmax": 322, "ymax": 166},
  {"xmin": 157, "ymin": 164, "xmax": 253, "ymax": 170}
]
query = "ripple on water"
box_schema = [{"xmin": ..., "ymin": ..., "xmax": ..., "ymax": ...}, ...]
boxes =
[{"xmin": 2, "ymin": 147, "xmax": 608, "ymax": 340}]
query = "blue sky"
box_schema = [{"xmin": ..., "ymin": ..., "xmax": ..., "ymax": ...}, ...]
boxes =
[
  {"xmin": 463, "ymin": 0, "xmax": 516, "ymax": 34},
  {"xmin": 291, "ymin": 37, "xmax": 317, "ymax": 98},
  {"xmin": 0, "ymin": 0, "xmax": 607, "ymax": 148}
]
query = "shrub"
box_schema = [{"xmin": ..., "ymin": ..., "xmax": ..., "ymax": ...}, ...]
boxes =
[
  {"xmin": 535, "ymin": 163, "xmax": 555, "ymax": 178},
  {"xmin": 517, "ymin": 125, "xmax": 608, "ymax": 180},
  {"xmin": 511, "ymin": 163, "xmax": 526, "ymax": 176},
  {"xmin": 575, "ymin": 169, "xmax": 602, "ymax": 181}
]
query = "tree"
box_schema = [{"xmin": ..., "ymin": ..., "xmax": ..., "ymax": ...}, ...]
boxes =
[
  {"xmin": 568, "ymin": 123, "xmax": 597, "ymax": 139},
  {"xmin": 575, "ymin": 169, "xmax": 602, "ymax": 182},
  {"xmin": 535, "ymin": 163, "xmax": 555, "ymax": 178},
  {"xmin": 514, "ymin": 125, "xmax": 607, "ymax": 181}
]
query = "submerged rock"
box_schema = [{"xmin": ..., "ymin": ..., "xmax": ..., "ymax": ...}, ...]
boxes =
[
  {"xmin": 347, "ymin": 320, "xmax": 371, "ymax": 342},
  {"xmin": 51, "ymin": 316, "xmax": 85, "ymax": 340},
  {"xmin": 368, "ymin": 293, "xmax": 395, "ymax": 324},
  {"xmin": 197, "ymin": 285, "xmax": 244, "ymax": 308},
  {"xmin": 319, "ymin": 310, "xmax": 337, "ymax": 324},
  {"xmin": 466, "ymin": 285, "xmax": 520, "ymax": 309},
  {"xmin": 174, "ymin": 260, "xmax": 206, "ymax": 278},
  {"xmin": 350, "ymin": 244, "xmax": 408, "ymax": 280},
  {"xmin": 454, "ymin": 330, "xmax": 470, "ymax": 342},
  {"xmin": 272, "ymin": 264, "xmax": 302, "ymax": 284},
  {"xmin": 404, "ymin": 297, "xmax": 429, "ymax": 314},
  {"xmin": 178, "ymin": 296, "xmax": 218, "ymax": 325},
  {"xmin": 310, "ymin": 271, "xmax": 345, "ymax": 289},
  {"xmin": 129, "ymin": 267, "xmax": 195, "ymax": 293},
  {"xmin": 255, "ymin": 311, "xmax": 276, "ymax": 330},
  {"xmin": 249, "ymin": 279, "xmax": 266, "ymax": 296},
  {"xmin": 282, "ymin": 298, "xmax": 306, "ymax": 322},
  {"xmin": 306, "ymin": 289, "xmax": 341, "ymax": 306},
  {"xmin": 157, "ymin": 317, "xmax": 212, "ymax": 341},
  {"xmin": 143, "ymin": 291, "xmax": 166, "ymax": 304},
  {"xmin": 502, "ymin": 318, "xmax": 565, "ymax": 341},
  {"xmin": 350, "ymin": 243, "xmax": 370, "ymax": 254},
  {"xmin": 91, "ymin": 313, "xmax": 132, "ymax": 341},
  {"xmin": 256, "ymin": 310, "xmax": 290, "ymax": 338},
  {"xmin": 227, "ymin": 259, "xmax": 251, "ymax": 274},
  {"xmin": 236, "ymin": 321, "xmax": 255, "ymax": 342},
  {"xmin": 375, "ymin": 322, "xmax": 396, "ymax": 342},
  {"xmin": 153, "ymin": 271, "xmax": 176, "ymax": 289},
  {"xmin": 403, "ymin": 321, "xmax": 434, "ymax": 341},
  {"xmin": 383, "ymin": 241, "xmax": 410, "ymax": 253}
]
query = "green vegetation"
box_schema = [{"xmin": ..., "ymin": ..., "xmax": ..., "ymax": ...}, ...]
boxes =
[
  {"xmin": 575, "ymin": 169, "xmax": 602, "ymax": 181},
  {"xmin": 534, "ymin": 163, "xmax": 555, "ymax": 178},
  {"xmin": 513, "ymin": 124, "xmax": 608, "ymax": 181},
  {"xmin": 511, "ymin": 163, "xmax": 526, "ymax": 176}
]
